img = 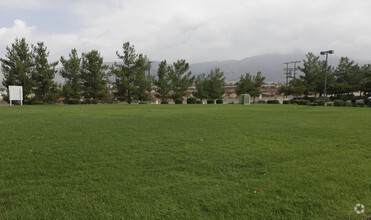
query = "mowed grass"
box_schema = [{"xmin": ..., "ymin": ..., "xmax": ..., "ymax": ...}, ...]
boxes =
[{"xmin": 0, "ymin": 104, "xmax": 370, "ymax": 219}]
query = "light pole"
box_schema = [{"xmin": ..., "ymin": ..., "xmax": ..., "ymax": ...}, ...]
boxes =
[{"xmin": 320, "ymin": 50, "xmax": 334, "ymax": 101}]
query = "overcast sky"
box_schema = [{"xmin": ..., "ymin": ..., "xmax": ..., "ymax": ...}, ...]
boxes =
[{"xmin": 1, "ymin": 0, "xmax": 371, "ymax": 64}]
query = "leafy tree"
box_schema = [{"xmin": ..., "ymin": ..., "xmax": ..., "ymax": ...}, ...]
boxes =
[
  {"xmin": 0, "ymin": 38, "xmax": 34, "ymax": 102},
  {"xmin": 170, "ymin": 59, "xmax": 195, "ymax": 101},
  {"xmin": 154, "ymin": 60, "xmax": 172, "ymax": 102},
  {"xmin": 32, "ymin": 42, "xmax": 59, "ymax": 103},
  {"xmin": 112, "ymin": 42, "xmax": 151, "ymax": 103},
  {"xmin": 60, "ymin": 48, "xmax": 82, "ymax": 100},
  {"xmin": 81, "ymin": 50, "xmax": 109, "ymax": 102}
]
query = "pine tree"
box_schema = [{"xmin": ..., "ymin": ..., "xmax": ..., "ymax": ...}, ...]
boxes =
[
  {"xmin": 0, "ymin": 38, "xmax": 34, "ymax": 102},
  {"xmin": 206, "ymin": 68, "xmax": 225, "ymax": 102},
  {"xmin": 112, "ymin": 42, "xmax": 151, "ymax": 103},
  {"xmin": 60, "ymin": 48, "xmax": 82, "ymax": 100},
  {"xmin": 154, "ymin": 60, "xmax": 172, "ymax": 102},
  {"xmin": 32, "ymin": 42, "xmax": 59, "ymax": 103},
  {"xmin": 81, "ymin": 50, "xmax": 108, "ymax": 102},
  {"xmin": 170, "ymin": 59, "xmax": 195, "ymax": 101}
]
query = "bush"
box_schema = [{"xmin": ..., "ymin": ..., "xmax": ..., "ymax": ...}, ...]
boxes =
[
  {"xmin": 207, "ymin": 99, "xmax": 214, "ymax": 104},
  {"xmin": 256, "ymin": 100, "xmax": 266, "ymax": 104},
  {"xmin": 314, "ymin": 100, "xmax": 325, "ymax": 106},
  {"xmin": 334, "ymin": 99, "xmax": 345, "ymax": 106},
  {"xmin": 294, "ymin": 100, "xmax": 310, "ymax": 105},
  {"xmin": 216, "ymin": 99, "xmax": 223, "ymax": 104},
  {"xmin": 283, "ymin": 100, "xmax": 290, "ymax": 104},
  {"xmin": 139, "ymin": 101, "xmax": 148, "ymax": 104},
  {"xmin": 196, "ymin": 100, "xmax": 203, "ymax": 104},
  {"xmin": 175, "ymin": 99, "xmax": 183, "ymax": 104},
  {"xmin": 67, "ymin": 99, "xmax": 80, "ymax": 105},
  {"xmin": 161, "ymin": 101, "xmax": 169, "ymax": 104},
  {"xmin": 267, "ymin": 100, "xmax": 279, "ymax": 104},
  {"xmin": 327, "ymin": 102, "xmax": 334, "ymax": 106},
  {"xmin": 29, "ymin": 100, "xmax": 45, "ymax": 105},
  {"xmin": 187, "ymin": 97, "xmax": 197, "ymax": 104}
]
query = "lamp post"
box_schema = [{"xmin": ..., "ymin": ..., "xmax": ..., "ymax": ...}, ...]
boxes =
[{"xmin": 320, "ymin": 50, "xmax": 334, "ymax": 101}]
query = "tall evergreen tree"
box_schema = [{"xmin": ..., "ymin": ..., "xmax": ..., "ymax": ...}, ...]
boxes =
[
  {"xmin": 194, "ymin": 68, "xmax": 225, "ymax": 102},
  {"xmin": 170, "ymin": 59, "xmax": 195, "ymax": 101},
  {"xmin": 360, "ymin": 64, "xmax": 371, "ymax": 97},
  {"xmin": 251, "ymin": 72, "xmax": 265, "ymax": 102},
  {"xmin": 60, "ymin": 48, "xmax": 82, "ymax": 100},
  {"xmin": 112, "ymin": 42, "xmax": 151, "ymax": 103},
  {"xmin": 81, "ymin": 50, "xmax": 108, "ymax": 102},
  {"xmin": 0, "ymin": 38, "xmax": 34, "ymax": 102},
  {"xmin": 154, "ymin": 60, "xmax": 172, "ymax": 102},
  {"xmin": 236, "ymin": 72, "xmax": 265, "ymax": 101},
  {"xmin": 133, "ymin": 54, "xmax": 152, "ymax": 101},
  {"xmin": 194, "ymin": 73, "xmax": 208, "ymax": 100},
  {"xmin": 32, "ymin": 42, "xmax": 59, "ymax": 103},
  {"xmin": 206, "ymin": 68, "xmax": 225, "ymax": 101},
  {"xmin": 333, "ymin": 57, "xmax": 360, "ymax": 95},
  {"xmin": 236, "ymin": 73, "xmax": 254, "ymax": 95},
  {"xmin": 298, "ymin": 53, "xmax": 321, "ymax": 96}
]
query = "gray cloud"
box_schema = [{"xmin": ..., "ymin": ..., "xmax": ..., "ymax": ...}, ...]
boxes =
[{"xmin": 1, "ymin": 0, "xmax": 371, "ymax": 64}]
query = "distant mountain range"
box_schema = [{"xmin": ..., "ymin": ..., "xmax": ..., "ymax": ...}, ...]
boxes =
[{"xmin": 1, "ymin": 53, "xmax": 367, "ymax": 86}]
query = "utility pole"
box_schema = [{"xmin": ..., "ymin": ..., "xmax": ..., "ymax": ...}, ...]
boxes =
[{"xmin": 283, "ymin": 61, "xmax": 301, "ymax": 85}]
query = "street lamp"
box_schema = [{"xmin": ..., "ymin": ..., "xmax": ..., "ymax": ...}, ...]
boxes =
[{"xmin": 320, "ymin": 50, "xmax": 334, "ymax": 101}]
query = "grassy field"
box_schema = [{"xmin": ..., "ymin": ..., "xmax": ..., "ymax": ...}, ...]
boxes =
[{"xmin": 0, "ymin": 104, "xmax": 370, "ymax": 219}]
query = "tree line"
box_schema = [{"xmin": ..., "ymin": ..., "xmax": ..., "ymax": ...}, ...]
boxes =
[
  {"xmin": 279, "ymin": 52, "xmax": 371, "ymax": 100},
  {"xmin": 1, "ymin": 38, "xmax": 267, "ymax": 104}
]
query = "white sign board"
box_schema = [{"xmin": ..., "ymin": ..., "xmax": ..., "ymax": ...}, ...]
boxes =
[{"xmin": 9, "ymin": 86, "xmax": 23, "ymax": 105}]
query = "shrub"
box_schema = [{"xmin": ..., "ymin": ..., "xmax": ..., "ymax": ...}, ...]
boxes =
[
  {"xmin": 283, "ymin": 100, "xmax": 290, "ymax": 104},
  {"xmin": 187, "ymin": 97, "xmax": 197, "ymax": 104},
  {"xmin": 161, "ymin": 101, "xmax": 169, "ymax": 104},
  {"xmin": 294, "ymin": 100, "xmax": 310, "ymax": 105},
  {"xmin": 327, "ymin": 102, "xmax": 334, "ymax": 107},
  {"xmin": 196, "ymin": 100, "xmax": 203, "ymax": 104},
  {"xmin": 334, "ymin": 100, "xmax": 345, "ymax": 106},
  {"xmin": 139, "ymin": 101, "xmax": 148, "ymax": 104},
  {"xmin": 67, "ymin": 99, "xmax": 80, "ymax": 105},
  {"xmin": 83, "ymin": 99, "xmax": 98, "ymax": 104},
  {"xmin": 216, "ymin": 99, "xmax": 223, "ymax": 104},
  {"xmin": 351, "ymin": 103, "xmax": 357, "ymax": 107},
  {"xmin": 207, "ymin": 99, "xmax": 214, "ymax": 104},
  {"xmin": 29, "ymin": 100, "xmax": 45, "ymax": 105},
  {"xmin": 314, "ymin": 100, "xmax": 325, "ymax": 106},
  {"xmin": 267, "ymin": 100, "xmax": 279, "ymax": 104},
  {"xmin": 257, "ymin": 100, "xmax": 266, "ymax": 104},
  {"xmin": 175, "ymin": 99, "xmax": 183, "ymax": 104}
]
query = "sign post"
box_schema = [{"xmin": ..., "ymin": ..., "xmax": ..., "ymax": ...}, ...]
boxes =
[{"xmin": 8, "ymin": 86, "xmax": 23, "ymax": 106}]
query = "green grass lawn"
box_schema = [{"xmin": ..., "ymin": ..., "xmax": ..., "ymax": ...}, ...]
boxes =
[{"xmin": 0, "ymin": 104, "xmax": 370, "ymax": 219}]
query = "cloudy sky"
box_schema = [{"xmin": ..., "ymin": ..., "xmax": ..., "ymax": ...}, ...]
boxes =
[{"xmin": 0, "ymin": 0, "xmax": 371, "ymax": 64}]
